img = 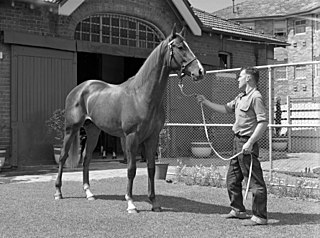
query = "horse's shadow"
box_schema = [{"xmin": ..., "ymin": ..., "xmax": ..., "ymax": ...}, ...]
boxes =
[
  {"xmin": 96, "ymin": 194, "xmax": 229, "ymax": 215},
  {"xmin": 95, "ymin": 194, "xmax": 320, "ymax": 226}
]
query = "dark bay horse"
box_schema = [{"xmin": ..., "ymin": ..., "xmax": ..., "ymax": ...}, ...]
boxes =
[{"xmin": 54, "ymin": 25, "xmax": 205, "ymax": 213}]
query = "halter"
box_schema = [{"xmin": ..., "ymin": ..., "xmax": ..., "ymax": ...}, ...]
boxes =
[{"xmin": 168, "ymin": 39, "xmax": 198, "ymax": 80}]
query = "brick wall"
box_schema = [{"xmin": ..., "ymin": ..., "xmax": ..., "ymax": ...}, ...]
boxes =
[
  {"xmin": 242, "ymin": 16, "xmax": 320, "ymax": 100},
  {"xmin": 0, "ymin": 37, "xmax": 11, "ymax": 150},
  {"xmin": 57, "ymin": 0, "xmax": 178, "ymax": 40},
  {"xmin": 0, "ymin": 2, "xmax": 59, "ymax": 37},
  {"xmin": 0, "ymin": 0, "xmax": 275, "ymax": 165}
]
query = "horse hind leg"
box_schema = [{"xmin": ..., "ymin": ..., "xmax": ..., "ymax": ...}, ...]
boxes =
[
  {"xmin": 82, "ymin": 122, "xmax": 100, "ymax": 200},
  {"xmin": 54, "ymin": 126, "xmax": 81, "ymax": 200}
]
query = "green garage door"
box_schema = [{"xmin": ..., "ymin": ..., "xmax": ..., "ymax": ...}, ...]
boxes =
[{"xmin": 11, "ymin": 45, "xmax": 77, "ymax": 166}]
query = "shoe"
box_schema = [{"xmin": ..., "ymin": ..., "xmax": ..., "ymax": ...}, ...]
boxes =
[
  {"xmin": 221, "ymin": 210, "xmax": 250, "ymax": 219},
  {"xmin": 243, "ymin": 216, "xmax": 268, "ymax": 226}
]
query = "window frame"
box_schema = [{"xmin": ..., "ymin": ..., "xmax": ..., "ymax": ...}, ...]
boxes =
[
  {"xmin": 294, "ymin": 65, "xmax": 307, "ymax": 80},
  {"xmin": 295, "ymin": 19, "xmax": 306, "ymax": 34},
  {"xmin": 218, "ymin": 51, "xmax": 232, "ymax": 69},
  {"xmin": 316, "ymin": 15, "xmax": 320, "ymax": 31},
  {"xmin": 315, "ymin": 63, "xmax": 320, "ymax": 77},
  {"xmin": 273, "ymin": 20, "xmax": 287, "ymax": 37},
  {"xmin": 274, "ymin": 66, "xmax": 288, "ymax": 81},
  {"xmin": 74, "ymin": 14, "xmax": 164, "ymax": 49}
]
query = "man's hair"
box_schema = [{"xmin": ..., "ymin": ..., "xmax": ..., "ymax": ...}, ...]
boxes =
[{"xmin": 241, "ymin": 67, "xmax": 259, "ymax": 84}]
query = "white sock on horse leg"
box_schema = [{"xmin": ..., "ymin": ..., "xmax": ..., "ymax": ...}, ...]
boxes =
[{"xmin": 83, "ymin": 184, "xmax": 95, "ymax": 200}]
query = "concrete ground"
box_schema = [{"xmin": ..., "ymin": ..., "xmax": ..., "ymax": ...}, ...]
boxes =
[
  {"xmin": 0, "ymin": 156, "xmax": 177, "ymax": 184},
  {"xmin": 0, "ymin": 152, "xmax": 318, "ymax": 184}
]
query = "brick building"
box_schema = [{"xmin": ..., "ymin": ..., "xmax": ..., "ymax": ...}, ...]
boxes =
[
  {"xmin": 214, "ymin": 0, "xmax": 320, "ymax": 100},
  {"xmin": 0, "ymin": 0, "xmax": 286, "ymax": 167}
]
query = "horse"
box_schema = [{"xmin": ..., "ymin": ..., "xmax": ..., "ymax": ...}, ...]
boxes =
[{"xmin": 54, "ymin": 24, "xmax": 205, "ymax": 213}]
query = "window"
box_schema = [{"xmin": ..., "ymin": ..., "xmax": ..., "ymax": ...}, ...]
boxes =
[
  {"xmin": 274, "ymin": 67, "xmax": 287, "ymax": 80},
  {"xmin": 75, "ymin": 14, "xmax": 164, "ymax": 49},
  {"xmin": 218, "ymin": 52, "xmax": 232, "ymax": 69},
  {"xmin": 316, "ymin": 63, "xmax": 320, "ymax": 77},
  {"xmin": 295, "ymin": 65, "xmax": 306, "ymax": 79},
  {"xmin": 302, "ymin": 85, "xmax": 307, "ymax": 91},
  {"xmin": 274, "ymin": 20, "xmax": 287, "ymax": 37},
  {"xmin": 295, "ymin": 20, "xmax": 306, "ymax": 34},
  {"xmin": 316, "ymin": 15, "xmax": 320, "ymax": 31}
]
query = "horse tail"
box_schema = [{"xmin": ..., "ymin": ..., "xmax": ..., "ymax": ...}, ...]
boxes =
[{"xmin": 65, "ymin": 131, "xmax": 80, "ymax": 169}]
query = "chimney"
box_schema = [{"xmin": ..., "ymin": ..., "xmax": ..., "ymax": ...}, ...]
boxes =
[{"xmin": 232, "ymin": 0, "xmax": 236, "ymax": 13}]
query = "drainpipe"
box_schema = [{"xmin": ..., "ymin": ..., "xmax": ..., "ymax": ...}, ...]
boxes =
[{"xmin": 311, "ymin": 14, "xmax": 314, "ymax": 98}]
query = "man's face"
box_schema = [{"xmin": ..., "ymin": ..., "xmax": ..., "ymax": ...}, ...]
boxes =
[{"xmin": 238, "ymin": 70, "xmax": 248, "ymax": 90}]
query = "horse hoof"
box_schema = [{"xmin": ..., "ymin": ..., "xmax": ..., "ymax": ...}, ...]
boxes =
[
  {"xmin": 152, "ymin": 207, "xmax": 162, "ymax": 212},
  {"xmin": 54, "ymin": 194, "xmax": 63, "ymax": 200},
  {"xmin": 87, "ymin": 196, "xmax": 95, "ymax": 201},
  {"xmin": 127, "ymin": 208, "xmax": 139, "ymax": 214}
]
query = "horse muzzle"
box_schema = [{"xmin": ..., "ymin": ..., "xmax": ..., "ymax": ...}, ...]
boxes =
[
  {"xmin": 188, "ymin": 59, "xmax": 205, "ymax": 81},
  {"xmin": 191, "ymin": 67, "xmax": 205, "ymax": 81}
]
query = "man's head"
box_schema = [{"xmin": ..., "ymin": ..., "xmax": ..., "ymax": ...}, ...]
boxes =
[{"xmin": 238, "ymin": 67, "xmax": 259, "ymax": 90}]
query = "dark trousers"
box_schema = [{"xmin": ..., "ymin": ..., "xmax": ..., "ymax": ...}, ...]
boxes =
[{"xmin": 226, "ymin": 135, "xmax": 267, "ymax": 220}]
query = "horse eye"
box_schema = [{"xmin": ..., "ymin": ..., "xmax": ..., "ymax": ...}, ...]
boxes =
[{"xmin": 177, "ymin": 44, "xmax": 184, "ymax": 49}]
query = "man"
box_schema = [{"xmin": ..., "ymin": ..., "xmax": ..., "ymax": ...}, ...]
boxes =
[{"xmin": 196, "ymin": 67, "xmax": 268, "ymax": 226}]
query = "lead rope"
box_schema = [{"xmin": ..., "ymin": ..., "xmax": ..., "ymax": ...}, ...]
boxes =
[{"xmin": 178, "ymin": 82, "xmax": 252, "ymax": 200}]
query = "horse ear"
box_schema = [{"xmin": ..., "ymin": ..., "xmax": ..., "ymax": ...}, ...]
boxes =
[
  {"xmin": 179, "ymin": 27, "xmax": 186, "ymax": 37},
  {"xmin": 170, "ymin": 23, "xmax": 177, "ymax": 39}
]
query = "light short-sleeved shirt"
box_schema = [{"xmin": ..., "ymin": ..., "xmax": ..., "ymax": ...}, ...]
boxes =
[{"xmin": 225, "ymin": 88, "xmax": 267, "ymax": 137}]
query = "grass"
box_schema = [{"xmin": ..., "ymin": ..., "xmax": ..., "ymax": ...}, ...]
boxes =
[{"xmin": 0, "ymin": 171, "xmax": 319, "ymax": 237}]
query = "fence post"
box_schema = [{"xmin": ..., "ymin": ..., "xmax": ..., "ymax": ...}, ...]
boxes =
[
  {"xmin": 268, "ymin": 66, "xmax": 273, "ymax": 181},
  {"xmin": 287, "ymin": 95, "xmax": 292, "ymax": 152}
]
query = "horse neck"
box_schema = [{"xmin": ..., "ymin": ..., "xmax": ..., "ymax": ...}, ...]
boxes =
[{"xmin": 130, "ymin": 40, "xmax": 171, "ymax": 104}]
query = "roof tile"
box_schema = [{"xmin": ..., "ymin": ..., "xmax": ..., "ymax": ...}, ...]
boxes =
[
  {"xmin": 192, "ymin": 8, "xmax": 287, "ymax": 44},
  {"xmin": 213, "ymin": 0, "xmax": 320, "ymax": 19}
]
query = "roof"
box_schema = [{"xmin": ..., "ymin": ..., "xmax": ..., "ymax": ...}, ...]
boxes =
[
  {"xmin": 192, "ymin": 7, "xmax": 288, "ymax": 46},
  {"xmin": 213, "ymin": 0, "xmax": 320, "ymax": 20}
]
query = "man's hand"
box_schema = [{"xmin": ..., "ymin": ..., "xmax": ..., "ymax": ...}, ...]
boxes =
[
  {"xmin": 242, "ymin": 141, "xmax": 253, "ymax": 154},
  {"xmin": 196, "ymin": 95, "xmax": 206, "ymax": 104}
]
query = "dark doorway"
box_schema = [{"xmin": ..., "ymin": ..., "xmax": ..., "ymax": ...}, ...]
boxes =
[{"xmin": 77, "ymin": 52, "xmax": 145, "ymax": 158}]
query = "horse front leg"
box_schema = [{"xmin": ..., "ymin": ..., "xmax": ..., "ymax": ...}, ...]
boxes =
[
  {"xmin": 82, "ymin": 123, "xmax": 100, "ymax": 200},
  {"xmin": 123, "ymin": 136, "xmax": 139, "ymax": 213},
  {"xmin": 125, "ymin": 163, "xmax": 137, "ymax": 213},
  {"xmin": 144, "ymin": 141, "xmax": 162, "ymax": 212}
]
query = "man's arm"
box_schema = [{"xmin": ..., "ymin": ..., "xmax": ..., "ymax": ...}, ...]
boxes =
[
  {"xmin": 196, "ymin": 95, "xmax": 228, "ymax": 114},
  {"xmin": 247, "ymin": 121, "xmax": 268, "ymax": 145},
  {"xmin": 242, "ymin": 121, "xmax": 268, "ymax": 154}
]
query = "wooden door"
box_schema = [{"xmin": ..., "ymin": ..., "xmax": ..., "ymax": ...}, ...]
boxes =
[{"xmin": 11, "ymin": 46, "xmax": 77, "ymax": 166}]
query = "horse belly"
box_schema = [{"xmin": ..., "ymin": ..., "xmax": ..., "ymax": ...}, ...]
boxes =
[{"xmin": 89, "ymin": 104, "xmax": 124, "ymax": 137}]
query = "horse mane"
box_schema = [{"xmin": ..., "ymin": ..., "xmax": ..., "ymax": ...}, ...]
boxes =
[{"xmin": 128, "ymin": 38, "xmax": 170, "ymax": 89}]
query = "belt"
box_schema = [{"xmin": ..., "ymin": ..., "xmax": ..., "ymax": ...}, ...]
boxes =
[{"xmin": 234, "ymin": 133, "xmax": 250, "ymax": 139}]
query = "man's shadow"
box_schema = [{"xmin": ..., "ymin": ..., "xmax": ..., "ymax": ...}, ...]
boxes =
[{"xmin": 95, "ymin": 194, "xmax": 320, "ymax": 226}]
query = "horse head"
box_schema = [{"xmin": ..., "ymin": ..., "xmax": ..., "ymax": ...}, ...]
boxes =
[{"xmin": 167, "ymin": 25, "xmax": 205, "ymax": 81}]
